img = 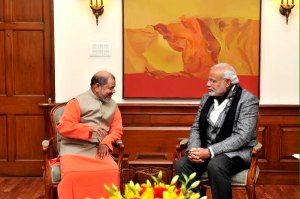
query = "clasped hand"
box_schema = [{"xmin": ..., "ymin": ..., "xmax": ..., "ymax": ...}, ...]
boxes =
[
  {"xmin": 90, "ymin": 124, "xmax": 110, "ymax": 159},
  {"xmin": 90, "ymin": 124, "xmax": 109, "ymax": 137},
  {"xmin": 188, "ymin": 148, "xmax": 211, "ymax": 163}
]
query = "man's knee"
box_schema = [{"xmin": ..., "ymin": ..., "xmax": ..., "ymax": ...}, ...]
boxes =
[
  {"xmin": 175, "ymin": 156, "xmax": 191, "ymax": 174},
  {"xmin": 207, "ymin": 157, "xmax": 225, "ymax": 175},
  {"xmin": 175, "ymin": 158, "xmax": 184, "ymax": 174}
]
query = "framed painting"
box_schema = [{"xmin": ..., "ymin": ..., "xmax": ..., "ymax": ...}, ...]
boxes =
[{"xmin": 123, "ymin": 0, "xmax": 261, "ymax": 98}]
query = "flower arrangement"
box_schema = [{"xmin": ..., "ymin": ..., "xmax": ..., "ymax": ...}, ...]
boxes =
[{"xmin": 102, "ymin": 171, "xmax": 207, "ymax": 199}]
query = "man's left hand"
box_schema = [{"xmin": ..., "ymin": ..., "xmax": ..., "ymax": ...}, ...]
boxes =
[
  {"xmin": 98, "ymin": 144, "xmax": 109, "ymax": 159},
  {"xmin": 199, "ymin": 148, "xmax": 211, "ymax": 160}
]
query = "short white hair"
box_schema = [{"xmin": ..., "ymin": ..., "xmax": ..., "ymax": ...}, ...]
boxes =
[{"xmin": 211, "ymin": 63, "xmax": 239, "ymax": 84}]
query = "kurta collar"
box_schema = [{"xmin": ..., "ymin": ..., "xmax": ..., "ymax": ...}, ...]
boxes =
[
  {"xmin": 88, "ymin": 88, "xmax": 113, "ymax": 104},
  {"xmin": 88, "ymin": 89, "xmax": 101, "ymax": 101}
]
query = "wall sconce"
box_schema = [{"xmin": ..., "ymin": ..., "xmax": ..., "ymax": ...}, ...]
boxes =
[
  {"xmin": 279, "ymin": 0, "xmax": 295, "ymax": 24},
  {"xmin": 90, "ymin": 0, "xmax": 104, "ymax": 25}
]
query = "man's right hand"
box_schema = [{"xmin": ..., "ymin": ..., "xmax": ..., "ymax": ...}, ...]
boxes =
[{"xmin": 97, "ymin": 144, "xmax": 110, "ymax": 159}]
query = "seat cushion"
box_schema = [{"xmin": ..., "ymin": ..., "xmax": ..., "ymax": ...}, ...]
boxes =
[
  {"xmin": 50, "ymin": 164, "xmax": 61, "ymax": 184},
  {"xmin": 199, "ymin": 166, "xmax": 260, "ymax": 186}
]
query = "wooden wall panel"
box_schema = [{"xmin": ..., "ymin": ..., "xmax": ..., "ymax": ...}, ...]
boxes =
[
  {"xmin": 121, "ymin": 104, "xmax": 196, "ymax": 126},
  {"xmin": 15, "ymin": 115, "xmax": 45, "ymax": 160},
  {"xmin": 13, "ymin": 31, "xmax": 44, "ymax": 95},
  {"xmin": 280, "ymin": 126, "xmax": 298, "ymax": 160},
  {"xmin": 12, "ymin": 0, "xmax": 43, "ymax": 22},
  {"xmin": 123, "ymin": 114, "xmax": 194, "ymax": 127},
  {"xmin": 0, "ymin": 115, "xmax": 7, "ymax": 161},
  {"xmin": 258, "ymin": 107, "xmax": 299, "ymax": 185},
  {"xmin": 118, "ymin": 104, "xmax": 299, "ymax": 184},
  {"xmin": 0, "ymin": 30, "xmax": 4, "ymax": 94},
  {"xmin": 0, "ymin": 0, "xmax": 3, "ymax": 22},
  {"xmin": 123, "ymin": 127, "xmax": 189, "ymax": 154}
]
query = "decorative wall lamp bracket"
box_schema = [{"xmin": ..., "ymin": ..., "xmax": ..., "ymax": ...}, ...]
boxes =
[
  {"xmin": 90, "ymin": 0, "xmax": 104, "ymax": 25},
  {"xmin": 279, "ymin": 0, "xmax": 295, "ymax": 24}
]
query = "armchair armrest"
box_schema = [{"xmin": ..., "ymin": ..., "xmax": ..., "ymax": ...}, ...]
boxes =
[
  {"xmin": 252, "ymin": 141, "xmax": 262, "ymax": 156},
  {"xmin": 41, "ymin": 137, "xmax": 54, "ymax": 157},
  {"xmin": 247, "ymin": 141, "xmax": 262, "ymax": 185},
  {"xmin": 113, "ymin": 139, "xmax": 125, "ymax": 151},
  {"xmin": 112, "ymin": 139, "xmax": 124, "ymax": 170},
  {"xmin": 176, "ymin": 138, "xmax": 188, "ymax": 159},
  {"xmin": 41, "ymin": 137, "xmax": 55, "ymax": 179},
  {"xmin": 42, "ymin": 139, "xmax": 51, "ymax": 151},
  {"xmin": 179, "ymin": 138, "xmax": 189, "ymax": 146},
  {"xmin": 41, "ymin": 137, "xmax": 59, "ymax": 166}
]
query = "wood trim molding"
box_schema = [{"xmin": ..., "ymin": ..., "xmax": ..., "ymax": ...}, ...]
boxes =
[{"xmin": 118, "ymin": 104, "xmax": 299, "ymax": 185}]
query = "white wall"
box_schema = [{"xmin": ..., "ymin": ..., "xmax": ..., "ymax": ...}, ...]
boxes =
[{"xmin": 54, "ymin": 0, "xmax": 299, "ymax": 105}]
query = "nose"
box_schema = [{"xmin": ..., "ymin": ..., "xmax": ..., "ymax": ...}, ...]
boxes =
[{"xmin": 206, "ymin": 81, "xmax": 211, "ymax": 87}]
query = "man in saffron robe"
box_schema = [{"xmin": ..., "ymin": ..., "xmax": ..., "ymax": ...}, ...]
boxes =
[{"xmin": 57, "ymin": 71, "xmax": 123, "ymax": 199}]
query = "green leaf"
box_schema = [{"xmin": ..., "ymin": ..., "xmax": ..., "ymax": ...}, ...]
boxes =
[
  {"xmin": 151, "ymin": 176, "xmax": 158, "ymax": 183},
  {"xmin": 181, "ymin": 184, "xmax": 186, "ymax": 193},
  {"xmin": 183, "ymin": 173, "xmax": 188, "ymax": 182}
]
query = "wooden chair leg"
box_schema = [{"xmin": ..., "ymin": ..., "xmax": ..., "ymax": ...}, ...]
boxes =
[
  {"xmin": 45, "ymin": 184, "xmax": 58, "ymax": 199},
  {"xmin": 44, "ymin": 184, "xmax": 51, "ymax": 199},
  {"xmin": 53, "ymin": 187, "xmax": 58, "ymax": 199},
  {"xmin": 200, "ymin": 185, "xmax": 207, "ymax": 198},
  {"xmin": 246, "ymin": 184, "xmax": 256, "ymax": 199},
  {"xmin": 205, "ymin": 186, "xmax": 212, "ymax": 199}
]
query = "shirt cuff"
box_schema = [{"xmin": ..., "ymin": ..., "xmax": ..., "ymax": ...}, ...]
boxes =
[{"xmin": 208, "ymin": 147, "xmax": 215, "ymax": 158}]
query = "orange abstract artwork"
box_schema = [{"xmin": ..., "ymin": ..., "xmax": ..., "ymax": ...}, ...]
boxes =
[{"xmin": 123, "ymin": 0, "xmax": 261, "ymax": 98}]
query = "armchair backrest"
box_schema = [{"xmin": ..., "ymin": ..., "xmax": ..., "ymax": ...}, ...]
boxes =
[{"xmin": 49, "ymin": 103, "xmax": 66, "ymax": 155}]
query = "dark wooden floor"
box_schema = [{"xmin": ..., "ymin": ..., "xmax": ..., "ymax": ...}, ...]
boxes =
[
  {"xmin": 0, "ymin": 177, "xmax": 298, "ymax": 199},
  {"xmin": 0, "ymin": 177, "xmax": 44, "ymax": 199}
]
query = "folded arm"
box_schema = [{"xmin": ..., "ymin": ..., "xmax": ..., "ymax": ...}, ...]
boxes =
[
  {"xmin": 57, "ymin": 99, "xmax": 92, "ymax": 140},
  {"xmin": 101, "ymin": 107, "xmax": 123, "ymax": 151},
  {"xmin": 187, "ymin": 95, "xmax": 209, "ymax": 150}
]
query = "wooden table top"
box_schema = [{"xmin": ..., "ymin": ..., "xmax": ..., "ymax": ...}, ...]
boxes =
[{"xmin": 128, "ymin": 152, "xmax": 174, "ymax": 165}]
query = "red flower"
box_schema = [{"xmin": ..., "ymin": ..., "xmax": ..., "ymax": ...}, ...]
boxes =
[
  {"xmin": 153, "ymin": 187, "xmax": 167, "ymax": 198},
  {"xmin": 139, "ymin": 187, "xmax": 147, "ymax": 195},
  {"xmin": 176, "ymin": 188, "xmax": 181, "ymax": 196}
]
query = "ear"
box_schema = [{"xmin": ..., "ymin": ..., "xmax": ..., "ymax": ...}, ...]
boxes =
[
  {"xmin": 93, "ymin": 83, "xmax": 101, "ymax": 92},
  {"xmin": 225, "ymin": 79, "xmax": 232, "ymax": 88}
]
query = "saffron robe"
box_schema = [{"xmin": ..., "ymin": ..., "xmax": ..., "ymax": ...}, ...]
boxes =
[{"xmin": 57, "ymin": 94, "xmax": 123, "ymax": 199}]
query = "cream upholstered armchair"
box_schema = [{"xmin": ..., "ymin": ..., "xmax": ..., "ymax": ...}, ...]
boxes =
[
  {"xmin": 176, "ymin": 138, "xmax": 262, "ymax": 199},
  {"xmin": 41, "ymin": 103, "xmax": 124, "ymax": 199}
]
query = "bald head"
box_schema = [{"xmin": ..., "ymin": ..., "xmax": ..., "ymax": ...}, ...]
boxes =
[
  {"xmin": 211, "ymin": 63, "xmax": 239, "ymax": 84},
  {"xmin": 90, "ymin": 70, "xmax": 115, "ymax": 87}
]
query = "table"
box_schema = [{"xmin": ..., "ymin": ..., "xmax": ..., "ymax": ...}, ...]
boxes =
[{"xmin": 128, "ymin": 152, "xmax": 175, "ymax": 184}]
